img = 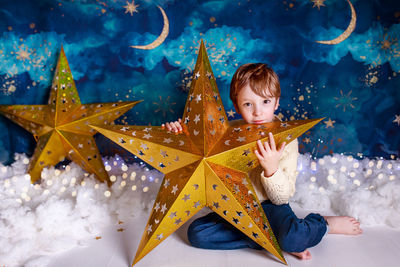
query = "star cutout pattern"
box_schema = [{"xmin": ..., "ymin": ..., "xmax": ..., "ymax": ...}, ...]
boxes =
[
  {"xmin": 0, "ymin": 47, "xmax": 139, "ymax": 184},
  {"xmin": 92, "ymin": 40, "xmax": 322, "ymax": 266}
]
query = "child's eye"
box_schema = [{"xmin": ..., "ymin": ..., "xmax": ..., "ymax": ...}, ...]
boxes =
[
  {"xmin": 263, "ymin": 99, "xmax": 271, "ymax": 104},
  {"xmin": 243, "ymin": 103, "xmax": 252, "ymax": 107}
]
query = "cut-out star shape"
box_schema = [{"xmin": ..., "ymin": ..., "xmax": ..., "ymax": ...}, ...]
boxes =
[
  {"xmin": 92, "ymin": 40, "xmax": 322, "ymax": 265},
  {"xmin": 0, "ymin": 47, "xmax": 139, "ymax": 184}
]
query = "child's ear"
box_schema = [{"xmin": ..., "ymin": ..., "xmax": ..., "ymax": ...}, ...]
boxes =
[{"xmin": 274, "ymin": 98, "xmax": 280, "ymax": 110}]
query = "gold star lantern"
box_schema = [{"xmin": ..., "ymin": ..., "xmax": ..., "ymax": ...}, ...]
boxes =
[
  {"xmin": 92, "ymin": 40, "xmax": 322, "ymax": 265},
  {"xmin": 0, "ymin": 47, "xmax": 140, "ymax": 184}
]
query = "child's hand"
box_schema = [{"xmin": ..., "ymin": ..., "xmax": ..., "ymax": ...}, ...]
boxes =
[
  {"xmin": 255, "ymin": 132, "xmax": 286, "ymax": 177},
  {"xmin": 162, "ymin": 118, "xmax": 183, "ymax": 133}
]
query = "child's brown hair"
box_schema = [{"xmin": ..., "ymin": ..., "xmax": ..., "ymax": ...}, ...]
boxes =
[{"xmin": 230, "ymin": 63, "xmax": 281, "ymax": 108}]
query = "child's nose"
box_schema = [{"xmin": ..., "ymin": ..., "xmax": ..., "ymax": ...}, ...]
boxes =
[{"xmin": 253, "ymin": 105, "xmax": 261, "ymax": 116}]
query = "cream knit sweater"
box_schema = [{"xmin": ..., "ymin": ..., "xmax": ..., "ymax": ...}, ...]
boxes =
[{"xmin": 248, "ymin": 138, "xmax": 299, "ymax": 205}]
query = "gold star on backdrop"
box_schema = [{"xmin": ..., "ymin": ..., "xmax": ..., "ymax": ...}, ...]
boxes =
[
  {"xmin": 124, "ymin": 0, "xmax": 139, "ymax": 16},
  {"xmin": 310, "ymin": 0, "xmax": 326, "ymax": 10},
  {"xmin": 227, "ymin": 109, "xmax": 236, "ymax": 117},
  {"xmin": 393, "ymin": 114, "xmax": 400, "ymax": 126},
  {"xmin": 0, "ymin": 47, "xmax": 140, "ymax": 184},
  {"xmin": 92, "ymin": 40, "xmax": 322, "ymax": 266},
  {"xmin": 334, "ymin": 89, "xmax": 357, "ymax": 112},
  {"xmin": 324, "ymin": 118, "xmax": 336, "ymax": 128}
]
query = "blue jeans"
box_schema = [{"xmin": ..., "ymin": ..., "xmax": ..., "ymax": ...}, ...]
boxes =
[{"xmin": 187, "ymin": 200, "xmax": 327, "ymax": 253}]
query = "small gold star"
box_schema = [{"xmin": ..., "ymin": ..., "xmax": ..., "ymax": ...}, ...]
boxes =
[
  {"xmin": 310, "ymin": 0, "xmax": 326, "ymax": 10},
  {"xmin": 227, "ymin": 109, "xmax": 236, "ymax": 118},
  {"xmin": 393, "ymin": 114, "xmax": 400, "ymax": 126},
  {"xmin": 276, "ymin": 113, "xmax": 285, "ymax": 121},
  {"xmin": 303, "ymin": 137, "xmax": 311, "ymax": 144},
  {"xmin": 124, "ymin": 0, "xmax": 139, "ymax": 16},
  {"xmin": 153, "ymin": 95, "xmax": 176, "ymax": 118},
  {"xmin": 16, "ymin": 45, "xmax": 32, "ymax": 62},
  {"xmin": 324, "ymin": 118, "xmax": 336, "ymax": 128},
  {"xmin": 380, "ymin": 33, "xmax": 397, "ymax": 51},
  {"xmin": 95, "ymin": 236, "xmax": 102, "ymax": 240},
  {"xmin": 334, "ymin": 90, "xmax": 357, "ymax": 112}
]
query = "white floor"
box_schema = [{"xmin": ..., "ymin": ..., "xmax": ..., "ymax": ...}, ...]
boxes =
[{"xmin": 47, "ymin": 204, "xmax": 400, "ymax": 267}]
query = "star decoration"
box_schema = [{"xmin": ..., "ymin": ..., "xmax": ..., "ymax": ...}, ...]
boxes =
[
  {"xmin": 124, "ymin": 0, "xmax": 139, "ymax": 16},
  {"xmin": 227, "ymin": 109, "xmax": 236, "ymax": 118},
  {"xmin": 310, "ymin": 0, "xmax": 326, "ymax": 10},
  {"xmin": 324, "ymin": 118, "xmax": 336, "ymax": 128},
  {"xmin": 16, "ymin": 45, "xmax": 32, "ymax": 62},
  {"xmin": 0, "ymin": 47, "xmax": 139, "ymax": 184},
  {"xmin": 334, "ymin": 90, "xmax": 358, "ymax": 112},
  {"xmin": 276, "ymin": 112, "xmax": 285, "ymax": 121},
  {"xmin": 154, "ymin": 202, "xmax": 160, "ymax": 211},
  {"xmin": 92, "ymin": 40, "xmax": 322, "ymax": 266},
  {"xmin": 160, "ymin": 204, "xmax": 167, "ymax": 213},
  {"xmin": 182, "ymin": 194, "xmax": 191, "ymax": 201},
  {"xmin": 393, "ymin": 114, "xmax": 400, "ymax": 126}
]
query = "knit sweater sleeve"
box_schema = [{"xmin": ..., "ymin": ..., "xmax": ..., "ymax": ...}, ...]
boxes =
[{"xmin": 260, "ymin": 139, "xmax": 299, "ymax": 205}]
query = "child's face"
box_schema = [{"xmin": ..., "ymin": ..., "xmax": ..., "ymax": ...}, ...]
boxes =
[{"xmin": 235, "ymin": 84, "xmax": 279, "ymax": 124}]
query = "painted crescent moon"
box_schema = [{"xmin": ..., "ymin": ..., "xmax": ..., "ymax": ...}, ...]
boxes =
[
  {"xmin": 131, "ymin": 5, "xmax": 169, "ymax": 50},
  {"xmin": 316, "ymin": 0, "xmax": 356, "ymax": 45}
]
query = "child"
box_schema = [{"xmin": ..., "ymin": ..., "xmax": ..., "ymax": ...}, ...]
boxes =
[{"xmin": 163, "ymin": 63, "xmax": 362, "ymax": 260}]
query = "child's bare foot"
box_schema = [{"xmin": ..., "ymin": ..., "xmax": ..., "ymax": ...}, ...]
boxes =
[
  {"xmin": 324, "ymin": 216, "xmax": 363, "ymax": 235},
  {"xmin": 289, "ymin": 249, "xmax": 312, "ymax": 260}
]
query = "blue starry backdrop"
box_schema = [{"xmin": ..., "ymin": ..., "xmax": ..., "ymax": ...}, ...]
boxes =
[{"xmin": 0, "ymin": 0, "xmax": 399, "ymax": 164}]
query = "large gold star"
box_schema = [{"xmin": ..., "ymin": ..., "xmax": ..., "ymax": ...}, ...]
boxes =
[
  {"xmin": 0, "ymin": 47, "xmax": 140, "ymax": 184},
  {"xmin": 92, "ymin": 40, "xmax": 322, "ymax": 265}
]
